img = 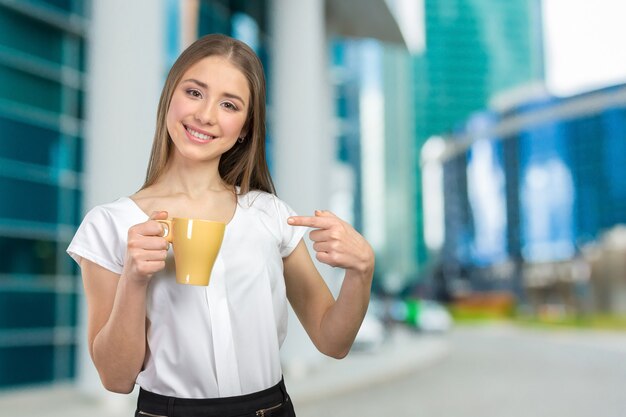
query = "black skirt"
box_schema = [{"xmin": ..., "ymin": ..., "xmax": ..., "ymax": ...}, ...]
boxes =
[{"xmin": 135, "ymin": 378, "xmax": 296, "ymax": 417}]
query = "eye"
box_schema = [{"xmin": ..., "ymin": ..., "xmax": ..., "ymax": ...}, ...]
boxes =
[
  {"xmin": 221, "ymin": 101, "xmax": 238, "ymax": 111},
  {"xmin": 186, "ymin": 88, "xmax": 202, "ymax": 99}
]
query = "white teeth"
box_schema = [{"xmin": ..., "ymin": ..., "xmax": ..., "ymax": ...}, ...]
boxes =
[{"xmin": 186, "ymin": 127, "xmax": 214, "ymax": 141}]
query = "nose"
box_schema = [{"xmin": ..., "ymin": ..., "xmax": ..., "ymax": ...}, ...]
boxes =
[{"xmin": 194, "ymin": 101, "xmax": 216, "ymax": 125}]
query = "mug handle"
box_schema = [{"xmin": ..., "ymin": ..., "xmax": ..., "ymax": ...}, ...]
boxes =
[{"xmin": 156, "ymin": 219, "xmax": 173, "ymax": 243}]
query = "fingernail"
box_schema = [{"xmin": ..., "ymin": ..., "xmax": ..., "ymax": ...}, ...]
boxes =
[{"xmin": 287, "ymin": 217, "xmax": 295, "ymax": 224}]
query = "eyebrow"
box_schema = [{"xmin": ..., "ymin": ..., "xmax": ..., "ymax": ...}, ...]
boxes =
[{"xmin": 181, "ymin": 78, "xmax": 246, "ymax": 105}]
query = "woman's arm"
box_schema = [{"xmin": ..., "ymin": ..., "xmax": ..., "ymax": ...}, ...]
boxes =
[
  {"xmin": 81, "ymin": 262, "xmax": 149, "ymax": 393},
  {"xmin": 80, "ymin": 211, "xmax": 169, "ymax": 393},
  {"xmin": 284, "ymin": 210, "xmax": 375, "ymax": 359}
]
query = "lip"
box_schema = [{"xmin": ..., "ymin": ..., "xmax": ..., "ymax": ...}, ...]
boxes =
[{"xmin": 183, "ymin": 124, "xmax": 217, "ymax": 144}]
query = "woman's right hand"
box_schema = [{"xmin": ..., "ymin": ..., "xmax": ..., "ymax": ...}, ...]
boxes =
[{"xmin": 122, "ymin": 211, "xmax": 169, "ymax": 284}]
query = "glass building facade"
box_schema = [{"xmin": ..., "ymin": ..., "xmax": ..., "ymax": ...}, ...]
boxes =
[
  {"xmin": 0, "ymin": 0, "xmax": 88, "ymax": 388},
  {"xmin": 325, "ymin": 0, "xmax": 543, "ymax": 294},
  {"xmin": 328, "ymin": 39, "xmax": 420, "ymax": 294},
  {"xmin": 414, "ymin": 0, "xmax": 543, "ymax": 282},
  {"xmin": 438, "ymin": 84, "xmax": 626, "ymax": 293}
]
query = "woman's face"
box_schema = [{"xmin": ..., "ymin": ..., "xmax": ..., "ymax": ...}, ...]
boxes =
[{"xmin": 166, "ymin": 55, "xmax": 250, "ymax": 165}]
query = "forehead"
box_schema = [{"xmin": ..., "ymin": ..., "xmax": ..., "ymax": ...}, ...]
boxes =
[{"xmin": 180, "ymin": 56, "xmax": 250, "ymax": 99}]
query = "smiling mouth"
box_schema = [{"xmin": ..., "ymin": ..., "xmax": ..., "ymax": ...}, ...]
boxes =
[{"xmin": 185, "ymin": 126, "xmax": 216, "ymax": 141}]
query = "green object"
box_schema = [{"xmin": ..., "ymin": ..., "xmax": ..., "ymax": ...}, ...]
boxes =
[{"xmin": 404, "ymin": 299, "xmax": 422, "ymax": 326}]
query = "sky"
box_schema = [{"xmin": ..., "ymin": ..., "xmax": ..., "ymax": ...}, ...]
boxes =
[{"xmin": 543, "ymin": 0, "xmax": 626, "ymax": 97}]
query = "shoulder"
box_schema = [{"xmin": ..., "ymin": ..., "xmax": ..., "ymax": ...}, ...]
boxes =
[
  {"xmin": 68, "ymin": 198, "xmax": 139, "ymax": 273},
  {"xmin": 239, "ymin": 190, "xmax": 295, "ymax": 216},
  {"xmin": 82, "ymin": 197, "xmax": 144, "ymax": 230}
]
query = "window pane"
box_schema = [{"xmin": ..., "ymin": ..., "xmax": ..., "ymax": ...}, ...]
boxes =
[
  {"xmin": 0, "ymin": 64, "xmax": 62, "ymax": 112},
  {"xmin": 198, "ymin": 2, "xmax": 231, "ymax": 35},
  {"xmin": 0, "ymin": 345, "xmax": 54, "ymax": 386},
  {"xmin": 0, "ymin": 292, "xmax": 56, "ymax": 329},
  {"xmin": 0, "ymin": 8, "xmax": 63, "ymax": 63},
  {"xmin": 78, "ymin": 38, "xmax": 87, "ymax": 72},
  {"xmin": 75, "ymin": 137, "xmax": 84, "ymax": 173},
  {"xmin": 0, "ymin": 178, "xmax": 59, "ymax": 223},
  {"xmin": 72, "ymin": 189, "xmax": 83, "ymax": 224},
  {"xmin": 31, "ymin": 0, "xmax": 73, "ymax": 13},
  {"xmin": 0, "ymin": 116, "xmax": 60, "ymax": 166},
  {"xmin": 0, "ymin": 237, "xmax": 58, "ymax": 275}
]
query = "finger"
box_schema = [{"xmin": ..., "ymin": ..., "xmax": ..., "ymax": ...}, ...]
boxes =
[
  {"xmin": 130, "ymin": 220, "xmax": 167, "ymax": 239},
  {"xmin": 137, "ymin": 221, "xmax": 168, "ymax": 237},
  {"xmin": 313, "ymin": 241, "xmax": 337, "ymax": 253},
  {"xmin": 309, "ymin": 228, "xmax": 331, "ymax": 242},
  {"xmin": 127, "ymin": 235, "xmax": 169, "ymax": 253},
  {"xmin": 145, "ymin": 211, "xmax": 169, "ymax": 236},
  {"xmin": 148, "ymin": 250, "xmax": 169, "ymax": 262},
  {"xmin": 141, "ymin": 236, "xmax": 170, "ymax": 250},
  {"xmin": 314, "ymin": 209, "xmax": 338, "ymax": 218},
  {"xmin": 315, "ymin": 251, "xmax": 341, "ymax": 267},
  {"xmin": 149, "ymin": 210, "xmax": 169, "ymax": 220},
  {"xmin": 288, "ymin": 214, "xmax": 335, "ymax": 229},
  {"xmin": 135, "ymin": 249, "xmax": 169, "ymax": 262}
]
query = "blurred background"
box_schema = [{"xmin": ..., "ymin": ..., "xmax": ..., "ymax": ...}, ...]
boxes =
[{"xmin": 1, "ymin": 0, "xmax": 626, "ymax": 416}]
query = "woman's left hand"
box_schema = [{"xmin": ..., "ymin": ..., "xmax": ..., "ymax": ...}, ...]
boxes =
[{"xmin": 288, "ymin": 210, "xmax": 374, "ymax": 276}]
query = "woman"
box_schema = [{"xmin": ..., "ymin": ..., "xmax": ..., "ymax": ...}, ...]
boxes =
[{"xmin": 68, "ymin": 33, "xmax": 374, "ymax": 417}]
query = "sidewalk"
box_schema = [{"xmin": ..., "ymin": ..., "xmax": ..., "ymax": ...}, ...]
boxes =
[
  {"xmin": 288, "ymin": 327, "xmax": 450, "ymax": 406},
  {"xmin": 0, "ymin": 327, "xmax": 450, "ymax": 416}
]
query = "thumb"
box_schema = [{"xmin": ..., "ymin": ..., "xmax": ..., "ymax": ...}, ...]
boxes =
[
  {"xmin": 149, "ymin": 210, "xmax": 169, "ymax": 220},
  {"xmin": 315, "ymin": 209, "xmax": 337, "ymax": 218}
]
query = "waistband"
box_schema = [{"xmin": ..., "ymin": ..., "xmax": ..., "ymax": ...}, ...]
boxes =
[{"xmin": 136, "ymin": 378, "xmax": 290, "ymax": 417}]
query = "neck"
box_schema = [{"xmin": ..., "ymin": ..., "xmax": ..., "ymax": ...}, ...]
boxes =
[{"xmin": 157, "ymin": 156, "xmax": 229, "ymax": 198}]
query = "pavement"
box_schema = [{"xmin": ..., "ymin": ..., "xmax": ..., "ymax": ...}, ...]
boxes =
[{"xmin": 0, "ymin": 326, "xmax": 450, "ymax": 417}]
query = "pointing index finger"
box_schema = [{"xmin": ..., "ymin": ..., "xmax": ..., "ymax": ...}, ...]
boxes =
[{"xmin": 287, "ymin": 215, "xmax": 332, "ymax": 229}]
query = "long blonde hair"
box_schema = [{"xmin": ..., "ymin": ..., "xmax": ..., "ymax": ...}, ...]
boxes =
[{"xmin": 141, "ymin": 34, "xmax": 275, "ymax": 195}]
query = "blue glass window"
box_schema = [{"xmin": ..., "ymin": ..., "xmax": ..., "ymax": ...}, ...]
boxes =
[
  {"xmin": 0, "ymin": 116, "xmax": 61, "ymax": 166},
  {"xmin": 518, "ymin": 118, "xmax": 575, "ymax": 261},
  {"xmin": 0, "ymin": 8, "xmax": 64, "ymax": 63},
  {"xmin": 0, "ymin": 178, "xmax": 59, "ymax": 223},
  {"xmin": 0, "ymin": 64, "xmax": 62, "ymax": 112},
  {"xmin": 0, "ymin": 237, "xmax": 58, "ymax": 275},
  {"xmin": 0, "ymin": 346, "xmax": 55, "ymax": 386},
  {"xmin": 0, "ymin": 292, "xmax": 56, "ymax": 329},
  {"xmin": 467, "ymin": 138, "xmax": 508, "ymax": 265}
]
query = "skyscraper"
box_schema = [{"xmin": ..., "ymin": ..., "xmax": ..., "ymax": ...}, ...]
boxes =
[{"xmin": 0, "ymin": 0, "xmax": 88, "ymax": 387}]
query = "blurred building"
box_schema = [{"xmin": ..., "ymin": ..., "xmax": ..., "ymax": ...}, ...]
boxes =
[
  {"xmin": 419, "ymin": 1, "xmax": 626, "ymax": 314},
  {"xmin": 425, "ymin": 77, "xmax": 626, "ymax": 305},
  {"xmin": 0, "ymin": 0, "xmax": 88, "ymax": 388},
  {"xmin": 414, "ymin": 0, "xmax": 543, "ymax": 276}
]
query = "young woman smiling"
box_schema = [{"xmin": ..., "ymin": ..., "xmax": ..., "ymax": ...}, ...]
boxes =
[{"xmin": 68, "ymin": 34, "xmax": 374, "ymax": 417}]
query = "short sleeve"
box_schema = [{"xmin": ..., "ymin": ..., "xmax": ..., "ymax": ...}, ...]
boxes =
[
  {"xmin": 67, "ymin": 205, "xmax": 125, "ymax": 274},
  {"xmin": 272, "ymin": 196, "xmax": 308, "ymax": 257}
]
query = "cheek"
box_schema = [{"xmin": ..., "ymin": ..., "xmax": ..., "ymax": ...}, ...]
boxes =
[
  {"xmin": 166, "ymin": 99, "xmax": 184, "ymax": 132},
  {"xmin": 224, "ymin": 115, "xmax": 247, "ymax": 135},
  {"xmin": 168, "ymin": 93, "xmax": 190, "ymax": 118},
  {"xmin": 165, "ymin": 109, "xmax": 176, "ymax": 137}
]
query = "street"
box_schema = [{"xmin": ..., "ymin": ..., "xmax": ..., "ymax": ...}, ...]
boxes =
[{"xmin": 295, "ymin": 324, "xmax": 626, "ymax": 417}]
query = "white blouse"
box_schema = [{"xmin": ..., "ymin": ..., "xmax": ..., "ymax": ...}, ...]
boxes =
[{"xmin": 67, "ymin": 191, "xmax": 307, "ymax": 398}]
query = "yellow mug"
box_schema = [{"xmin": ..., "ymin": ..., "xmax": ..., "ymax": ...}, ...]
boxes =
[{"xmin": 157, "ymin": 218, "xmax": 225, "ymax": 286}]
